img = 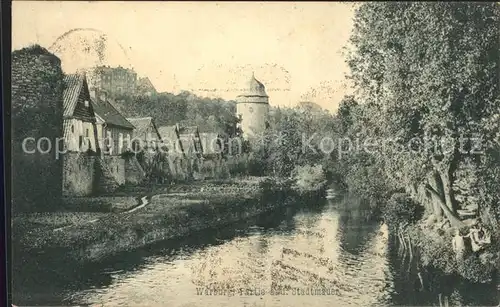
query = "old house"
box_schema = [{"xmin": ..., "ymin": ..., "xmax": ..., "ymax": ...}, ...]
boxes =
[
  {"xmin": 199, "ymin": 132, "xmax": 223, "ymax": 157},
  {"xmin": 126, "ymin": 117, "xmax": 162, "ymax": 153},
  {"xmin": 127, "ymin": 117, "xmax": 165, "ymax": 182},
  {"xmin": 62, "ymin": 73, "xmax": 100, "ymax": 153},
  {"xmin": 157, "ymin": 124, "xmax": 204, "ymax": 180},
  {"xmin": 61, "ymin": 73, "xmax": 102, "ymax": 196},
  {"xmin": 158, "ymin": 125, "xmax": 185, "ymax": 179},
  {"xmin": 178, "ymin": 125, "xmax": 203, "ymax": 158},
  {"xmin": 90, "ymin": 90, "xmax": 145, "ymax": 191},
  {"xmin": 91, "ymin": 90, "xmax": 135, "ymax": 155},
  {"xmin": 198, "ymin": 132, "xmax": 225, "ymax": 179}
]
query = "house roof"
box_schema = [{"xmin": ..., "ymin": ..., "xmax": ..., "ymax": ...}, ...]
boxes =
[
  {"xmin": 127, "ymin": 117, "xmax": 161, "ymax": 140},
  {"xmin": 63, "ymin": 73, "xmax": 84, "ymax": 117},
  {"xmin": 178, "ymin": 126, "xmax": 199, "ymax": 136},
  {"xmin": 91, "ymin": 97, "xmax": 135, "ymax": 130},
  {"xmin": 157, "ymin": 125, "xmax": 179, "ymax": 142}
]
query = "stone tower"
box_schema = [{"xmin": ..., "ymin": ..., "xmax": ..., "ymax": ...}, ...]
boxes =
[
  {"xmin": 12, "ymin": 45, "xmax": 65, "ymax": 212},
  {"xmin": 236, "ymin": 73, "xmax": 270, "ymax": 140}
]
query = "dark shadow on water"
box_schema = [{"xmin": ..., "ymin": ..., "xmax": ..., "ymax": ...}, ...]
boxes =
[
  {"xmin": 387, "ymin": 234, "xmax": 499, "ymax": 307},
  {"xmin": 334, "ymin": 193, "xmax": 380, "ymax": 256},
  {"xmin": 12, "ymin": 198, "xmax": 328, "ymax": 305}
]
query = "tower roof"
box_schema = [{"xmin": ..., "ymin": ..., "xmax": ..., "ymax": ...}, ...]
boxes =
[{"xmin": 238, "ymin": 73, "xmax": 268, "ymax": 98}]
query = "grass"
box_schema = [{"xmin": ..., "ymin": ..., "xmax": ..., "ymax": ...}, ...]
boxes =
[
  {"xmin": 13, "ymin": 176, "xmax": 311, "ymax": 263},
  {"xmin": 61, "ymin": 196, "xmax": 138, "ymax": 213}
]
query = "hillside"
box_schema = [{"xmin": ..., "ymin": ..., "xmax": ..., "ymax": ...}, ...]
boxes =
[{"xmin": 113, "ymin": 91, "xmax": 238, "ymax": 134}]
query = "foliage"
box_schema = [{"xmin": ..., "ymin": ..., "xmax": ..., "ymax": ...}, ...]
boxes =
[
  {"xmin": 291, "ymin": 164, "xmax": 327, "ymax": 194},
  {"xmin": 381, "ymin": 193, "xmax": 423, "ymax": 230},
  {"xmin": 250, "ymin": 104, "xmax": 336, "ymax": 178},
  {"xmin": 114, "ymin": 91, "xmax": 239, "ymax": 136},
  {"xmin": 12, "ymin": 44, "xmax": 54, "ymax": 57},
  {"xmin": 457, "ymin": 255, "xmax": 496, "ymax": 284},
  {"xmin": 341, "ymin": 2, "xmax": 500, "ymax": 227}
]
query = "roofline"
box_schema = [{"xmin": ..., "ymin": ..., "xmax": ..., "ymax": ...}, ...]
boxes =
[
  {"xmin": 236, "ymin": 94, "xmax": 269, "ymax": 98},
  {"xmin": 126, "ymin": 117, "xmax": 153, "ymax": 121},
  {"xmin": 105, "ymin": 122, "xmax": 135, "ymax": 130},
  {"xmin": 103, "ymin": 98, "xmax": 135, "ymax": 129}
]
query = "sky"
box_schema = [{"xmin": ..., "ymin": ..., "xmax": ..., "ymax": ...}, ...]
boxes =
[{"xmin": 12, "ymin": 1, "xmax": 356, "ymax": 113}]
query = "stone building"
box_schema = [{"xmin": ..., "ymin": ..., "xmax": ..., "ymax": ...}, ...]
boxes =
[
  {"xmin": 86, "ymin": 65, "xmax": 137, "ymax": 98},
  {"xmin": 11, "ymin": 45, "xmax": 64, "ymax": 211},
  {"xmin": 236, "ymin": 73, "xmax": 270, "ymax": 140}
]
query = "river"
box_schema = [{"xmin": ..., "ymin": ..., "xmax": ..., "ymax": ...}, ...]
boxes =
[{"xmin": 13, "ymin": 195, "xmax": 499, "ymax": 306}]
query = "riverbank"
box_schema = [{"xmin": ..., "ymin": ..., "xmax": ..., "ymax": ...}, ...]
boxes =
[
  {"xmin": 12, "ymin": 177, "xmax": 325, "ymax": 263},
  {"xmin": 403, "ymin": 219, "xmax": 499, "ymax": 285}
]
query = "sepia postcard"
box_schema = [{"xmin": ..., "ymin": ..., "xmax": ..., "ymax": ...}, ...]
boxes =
[{"xmin": 9, "ymin": 1, "xmax": 500, "ymax": 306}]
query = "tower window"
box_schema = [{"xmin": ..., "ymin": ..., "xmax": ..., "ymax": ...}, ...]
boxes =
[{"xmin": 84, "ymin": 100, "xmax": 89, "ymax": 108}]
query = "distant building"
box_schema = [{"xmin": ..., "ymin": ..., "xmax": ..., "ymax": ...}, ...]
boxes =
[
  {"xmin": 86, "ymin": 65, "xmax": 137, "ymax": 98},
  {"xmin": 198, "ymin": 132, "xmax": 223, "ymax": 157},
  {"xmin": 157, "ymin": 124, "xmax": 204, "ymax": 179},
  {"xmin": 158, "ymin": 125, "xmax": 183, "ymax": 156},
  {"xmin": 177, "ymin": 125, "xmax": 203, "ymax": 159},
  {"xmin": 236, "ymin": 73, "xmax": 270, "ymax": 140},
  {"xmin": 126, "ymin": 117, "xmax": 162, "ymax": 152},
  {"xmin": 62, "ymin": 73, "xmax": 100, "ymax": 153},
  {"xmin": 136, "ymin": 77, "xmax": 157, "ymax": 97},
  {"xmin": 90, "ymin": 89, "xmax": 135, "ymax": 155}
]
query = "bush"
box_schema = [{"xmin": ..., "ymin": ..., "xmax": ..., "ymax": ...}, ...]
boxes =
[
  {"xmin": 382, "ymin": 193, "xmax": 423, "ymax": 230},
  {"xmin": 292, "ymin": 164, "xmax": 327, "ymax": 194},
  {"xmin": 457, "ymin": 255, "xmax": 496, "ymax": 283}
]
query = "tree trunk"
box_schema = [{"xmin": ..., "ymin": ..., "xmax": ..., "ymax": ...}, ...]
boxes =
[
  {"xmin": 425, "ymin": 184, "xmax": 464, "ymax": 227},
  {"xmin": 428, "ymin": 173, "xmax": 444, "ymax": 220},
  {"xmin": 439, "ymin": 169, "xmax": 456, "ymax": 213}
]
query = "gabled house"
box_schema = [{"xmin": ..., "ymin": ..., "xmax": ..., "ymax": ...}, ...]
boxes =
[
  {"xmin": 90, "ymin": 90, "xmax": 135, "ymax": 155},
  {"xmin": 177, "ymin": 125, "xmax": 203, "ymax": 158},
  {"xmin": 126, "ymin": 117, "xmax": 162, "ymax": 152},
  {"xmin": 62, "ymin": 73, "xmax": 100, "ymax": 153},
  {"xmin": 158, "ymin": 124, "xmax": 184, "ymax": 156},
  {"xmin": 199, "ymin": 132, "xmax": 223, "ymax": 157}
]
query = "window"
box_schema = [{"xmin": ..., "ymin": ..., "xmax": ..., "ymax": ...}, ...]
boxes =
[
  {"xmin": 71, "ymin": 125, "xmax": 74, "ymax": 133},
  {"xmin": 118, "ymin": 133, "xmax": 124, "ymax": 154},
  {"xmin": 84, "ymin": 100, "xmax": 89, "ymax": 108},
  {"xmin": 86, "ymin": 129, "xmax": 89, "ymax": 137},
  {"xmin": 249, "ymin": 106, "xmax": 254, "ymax": 113}
]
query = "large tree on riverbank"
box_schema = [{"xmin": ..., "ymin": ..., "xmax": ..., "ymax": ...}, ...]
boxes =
[{"xmin": 346, "ymin": 2, "xmax": 500, "ymax": 226}]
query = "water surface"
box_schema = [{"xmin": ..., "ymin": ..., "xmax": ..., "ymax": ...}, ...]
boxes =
[{"xmin": 13, "ymin": 196, "xmax": 499, "ymax": 306}]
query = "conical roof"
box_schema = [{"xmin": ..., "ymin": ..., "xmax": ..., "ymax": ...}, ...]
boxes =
[{"xmin": 239, "ymin": 73, "xmax": 268, "ymax": 97}]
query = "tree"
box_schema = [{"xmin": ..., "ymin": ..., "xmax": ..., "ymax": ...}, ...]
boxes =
[{"xmin": 347, "ymin": 2, "xmax": 500, "ymax": 226}]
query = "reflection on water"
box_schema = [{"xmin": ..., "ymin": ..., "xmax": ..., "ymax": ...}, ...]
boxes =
[{"xmin": 13, "ymin": 195, "xmax": 499, "ymax": 306}]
